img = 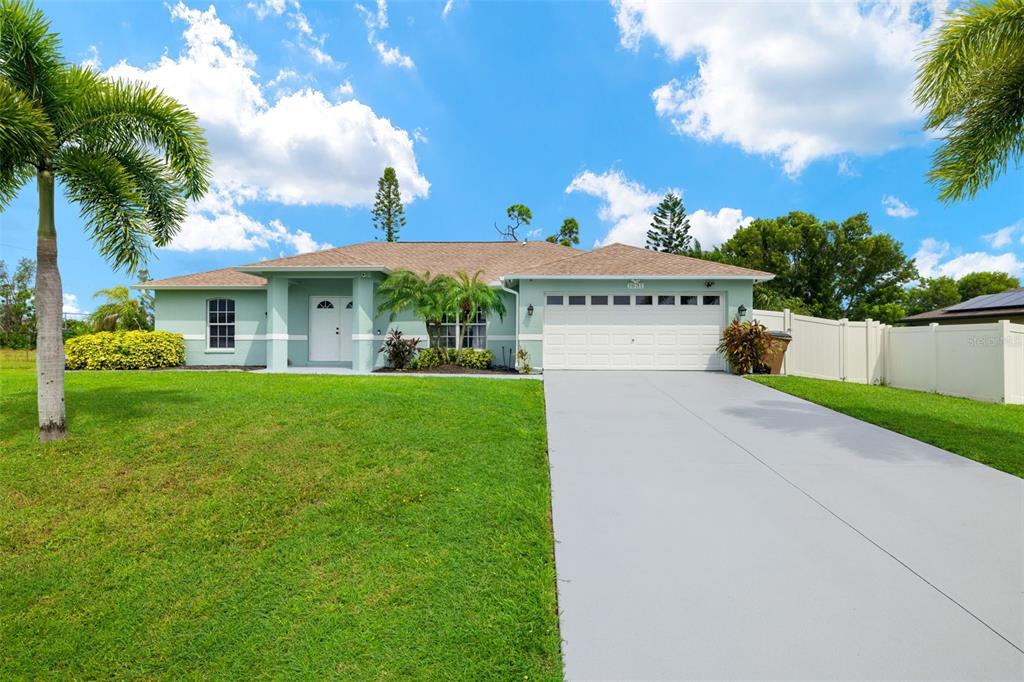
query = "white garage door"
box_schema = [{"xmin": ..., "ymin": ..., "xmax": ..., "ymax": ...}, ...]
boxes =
[{"xmin": 543, "ymin": 293, "xmax": 725, "ymax": 370}]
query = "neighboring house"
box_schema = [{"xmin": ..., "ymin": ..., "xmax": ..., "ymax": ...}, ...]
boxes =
[
  {"xmin": 902, "ymin": 288, "xmax": 1024, "ymax": 326},
  {"xmin": 136, "ymin": 241, "xmax": 773, "ymax": 371}
]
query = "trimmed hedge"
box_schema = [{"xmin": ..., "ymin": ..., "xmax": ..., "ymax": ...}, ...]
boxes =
[
  {"xmin": 454, "ymin": 348, "xmax": 493, "ymax": 369},
  {"xmin": 65, "ymin": 331, "xmax": 185, "ymax": 370},
  {"xmin": 410, "ymin": 347, "xmax": 494, "ymax": 370}
]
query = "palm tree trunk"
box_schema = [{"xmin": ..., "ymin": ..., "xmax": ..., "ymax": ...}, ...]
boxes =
[{"xmin": 35, "ymin": 170, "xmax": 66, "ymax": 441}]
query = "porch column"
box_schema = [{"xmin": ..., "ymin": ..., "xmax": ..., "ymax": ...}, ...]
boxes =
[
  {"xmin": 267, "ymin": 276, "xmax": 289, "ymax": 371},
  {"xmin": 352, "ymin": 275, "xmax": 375, "ymax": 371}
]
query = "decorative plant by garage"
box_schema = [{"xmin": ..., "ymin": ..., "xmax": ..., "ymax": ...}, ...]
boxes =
[{"xmin": 716, "ymin": 320, "xmax": 774, "ymax": 374}]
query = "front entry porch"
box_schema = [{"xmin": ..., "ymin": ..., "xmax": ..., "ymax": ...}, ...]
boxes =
[{"xmin": 265, "ymin": 273, "xmax": 378, "ymax": 372}]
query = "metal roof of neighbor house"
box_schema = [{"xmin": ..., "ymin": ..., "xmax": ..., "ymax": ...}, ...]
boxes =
[
  {"xmin": 506, "ymin": 243, "xmax": 775, "ymax": 279},
  {"xmin": 139, "ymin": 241, "xmax": 774, "ymax": 288},
  {"xmin": 901, "ymin": 288, "xmax": 1024, "ymax": 323},
  {"xmin": 944, "ymin": 288, "xmax": 1024, "ymax": 312}
]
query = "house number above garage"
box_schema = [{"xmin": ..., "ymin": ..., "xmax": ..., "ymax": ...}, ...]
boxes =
[{"xmin": 627, "ymin": 279, "xmax": 644, "ymax": 290}]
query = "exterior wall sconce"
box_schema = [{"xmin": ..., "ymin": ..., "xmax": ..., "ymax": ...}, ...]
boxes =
[
  {"xmin": 704, "ymin": 280, "xmax": 715, "ymax": 288},
  {"xmin": 527, "ymin": 304, "xmax": 535, "ymax": 316},
  {"xmin": 737, "ymin": 304, "xmax": 748, "ymax": 318}
]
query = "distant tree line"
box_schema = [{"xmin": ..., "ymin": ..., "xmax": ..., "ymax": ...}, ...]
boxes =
[{"xmin": 0, "ymin": 258, "xmax": 155, "ymax": 349}]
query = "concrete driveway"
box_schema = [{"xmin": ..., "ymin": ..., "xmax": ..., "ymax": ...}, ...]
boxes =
[{"xmin": 544, "ymin": 371, "xmax": 1024, "ymax": 681}]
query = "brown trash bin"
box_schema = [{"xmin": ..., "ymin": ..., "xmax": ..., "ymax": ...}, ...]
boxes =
[{"xmin": 762, "ymin": 330, "xmax": 792, "ymax": 375}]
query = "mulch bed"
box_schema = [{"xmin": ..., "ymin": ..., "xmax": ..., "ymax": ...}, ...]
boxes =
[{"xmin": 376, "ymin": 364, "xmax": 518, "ymax": 375}]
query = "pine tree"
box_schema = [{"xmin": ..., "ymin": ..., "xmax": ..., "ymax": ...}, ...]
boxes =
[
  {"xmin": 371, "ymin": 167, "xmax": 406, "ymax": 241},
  {"xmin": 546, "ymin": 217, "xmax": 580, "ymax": 247},
  {"xmin": 646, "ymin": 192, "xmax": 700, "ymax": 256}
]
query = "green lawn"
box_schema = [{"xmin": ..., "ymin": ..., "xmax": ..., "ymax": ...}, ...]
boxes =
[
  {"xmin": 748, "ymin": 375, "xmax": 1024, "ymax": 478},
  {"xmin": 0, "ymin": 357, "xmax": 562, "ymax": 679}
]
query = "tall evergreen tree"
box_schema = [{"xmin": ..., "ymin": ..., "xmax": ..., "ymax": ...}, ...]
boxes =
[
  {"xmin": 646, "ymin": 192, "xmax": 700, "ymax": 255},
  {"xmin": 371, "ymin": 167, "xmax": 405, "ymax": 241}
]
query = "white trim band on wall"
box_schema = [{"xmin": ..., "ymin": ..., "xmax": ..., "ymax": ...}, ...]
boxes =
[
  {"xmin": 182, "ymin": 334, "xmax": 307, "ymax": 341},
  {"xmin": 352, "ymin": 333, "xmax": 376, "ymax": 341}
]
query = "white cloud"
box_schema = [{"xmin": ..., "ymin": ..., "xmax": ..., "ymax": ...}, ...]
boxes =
[
  {"xmin": 356, "ymin": 0, "xmax": 415, "ymax": 68},
  {"xmin": 167, "ymin": 187, "xmax": 330, "ymax": 253},
  {"xmin": 914, "ymin": 238, "xmax": 1024, "ymax": 279},
  {"xmin": 267, "ymin": 68, "xmax": 301, "ymax": 87},
  {"xmin": 565, "ymin": 169, "xmax": 749, "ymax": 249},
  {"xmin": 442, "ymin": 0, "xmax": 455, "ymax": 18},
  {"xmin": 81, "ymin": 45, "xmax": 101, "ymax": 70},
  {"xmin": 982, "ymin": 222, "xmax": 1021, "ymax": 250},
  {"xmin": 335, "ymin": 79, "xmax": 354, "ymax": 97},
  {"xmin": 105, "ymin": 3, "xmax": 428, "ymax": 210},
  {"xmin": 882, "ymin": 195, "xmax": 918, "ymax": 219},
  {"xmin": 247, "ymin": 0, "xmax": 287, "ymax": 19},
  {"xmin": 412, "ymin": 128, "xmax": 428, "ymax": 144},
  {"xmin": 619, "ymin": 1, "xmax": 945, "ymax": 175},
  {"xmin": 62, "ymin": 293, "xmax": 83, "ymax": 315},
  {"xmin": 689, "ymin": 208, "xmax": 753, "ymax": 248},
  {"xmin": 837, "ymin": 158, "xmax": 859, "ymax": 178}
]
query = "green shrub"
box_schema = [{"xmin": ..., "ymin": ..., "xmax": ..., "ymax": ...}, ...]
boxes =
[
  {"xmin": 454, "ymin": 348, "xmax": 493, "ymax": 369},
  {"xmin": 65, "ymin": 330, "xmax": 185, "ymax": 370},
  {"xmin": 411, "ymin": 347, "xmax": 446, "ymax": 369}
]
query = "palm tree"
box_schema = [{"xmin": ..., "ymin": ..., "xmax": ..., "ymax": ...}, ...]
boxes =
[
  {"xmin": 89, "ymin": 285, "xmax": 150, "ymax": 332},
  {"xmin": 915, "ymin": 0, "xmax": 1024, "ymax": 202},
  {"xmin": 448, "ymin": 271, "xmax": 505, "ymax": 351},
  {"xmin": 376, "ymin": 270, "xmax": 455, "ymax": 351},
  {"xmin": 1, "ymin": 1, "xmax": 211, "ymax": 440}
]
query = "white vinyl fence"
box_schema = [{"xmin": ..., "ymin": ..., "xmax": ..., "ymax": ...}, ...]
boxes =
[{"xmin": 753, "ymin": 309, "xmax": 1024, "ymax": 405}]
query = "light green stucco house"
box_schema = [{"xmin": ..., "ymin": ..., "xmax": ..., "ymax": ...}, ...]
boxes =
[{"xmin": 138, "ymin": 241, "xmax": 773, "ymax": 372}]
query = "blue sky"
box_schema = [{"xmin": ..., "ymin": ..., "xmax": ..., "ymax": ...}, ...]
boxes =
[{"xmin": 1, "ymin": 0, "xmax": 1021, "ymax": 314}]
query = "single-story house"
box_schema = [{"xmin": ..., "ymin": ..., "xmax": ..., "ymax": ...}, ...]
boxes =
[
  {"xmin": 902, "ymin": 288, "xmax": 1024, "ymax": 326},
  {"xmin": 137, "ymin": 241, "xmax": 774, "ymax": 371}
]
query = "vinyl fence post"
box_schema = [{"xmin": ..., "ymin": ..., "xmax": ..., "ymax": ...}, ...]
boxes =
[
  {"xmin": 782, "ymin": 308, "xmax": 791, "ymax": 375},
  {"xmin": 930, "ymin": 322, "xmax": 939, "ymax": 393},
  {"xmin": 999, "ymin": 319, "xmax": 1011, "ymax": 404},
  {"xmin": 865, "ymin": 318, "xmax": 874, "ymax": 385},
  {"xmin": 839, "ymin": 318, "xmax": 848, "ymax": 381}
]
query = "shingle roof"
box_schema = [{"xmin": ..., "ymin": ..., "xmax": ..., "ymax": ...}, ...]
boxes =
[
  {"xmin": 138, "ymin": 241, "xmax": 774, "ymax": 288},
  {"xmin": 238, "ymin": 240, "xmax": 583, "ymax": 283},
  {"xmin": 140, "ymin": 267, "xmax": 267, "ymax": 289},
  {"xmin": 507, "ymin": 243, "xmax": 775, "ymax": 279}
]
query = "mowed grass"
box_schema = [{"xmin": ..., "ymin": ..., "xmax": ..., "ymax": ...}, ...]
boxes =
[
  {"xmin": 0, "ymin": 358, "xmax": 562, "ymax": 679},
  {"xmin": 749, "ymin": 375, "xmax": 1024, "ymax": 478}
]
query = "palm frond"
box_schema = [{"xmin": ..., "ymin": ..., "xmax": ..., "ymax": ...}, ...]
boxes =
[
  {"xmin": 58, "ymin": 74, "xmax": 211, "ymax": 199},
  {"xmin": 915, "ymin": 0, "xmax": 1024, "ymax": 201},
  {"xmin": 0, "ymin": 0, "xmax": 64, "ymax": 111},
  {"xmin": 916, "ymin": 0, "xmax": 1024, "ymax": 124},
  {"xmin": 0, "ymin": 77, "xmax": 54, "ymax": 163},
  {"xmin": 927, "ymin": 58, "xmax": 1024, "ymax": 202},
  {"xmin": 58, "ymin": 146, "xmax": 151, "ymax": 273}
]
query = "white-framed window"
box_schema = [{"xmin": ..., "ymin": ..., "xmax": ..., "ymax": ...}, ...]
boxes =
[
  {"xmin": 440, "ymin": 310, "xmax": 487, "ymax": 349},
  {"xmin": 703, "ymin": 295, "xmax": 721, "ymax": 306},
  {"xmin": 207, "ymin": 298, "xmax": 235, "ymax": 349}
]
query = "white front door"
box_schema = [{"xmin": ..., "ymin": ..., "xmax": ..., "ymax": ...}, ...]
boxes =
[
  {"xmin": 309, "ymin": 296, "xmax": 353, "ymax": 362},
  {"xmin": 542, "ymin": 292, "xmax": 725, "ymax": 370}
]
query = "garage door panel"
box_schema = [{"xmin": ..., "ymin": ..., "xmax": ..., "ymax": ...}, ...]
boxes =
[{"xmin": 543, "ymin": 295, "xmax": 724, "ymax": 371}]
